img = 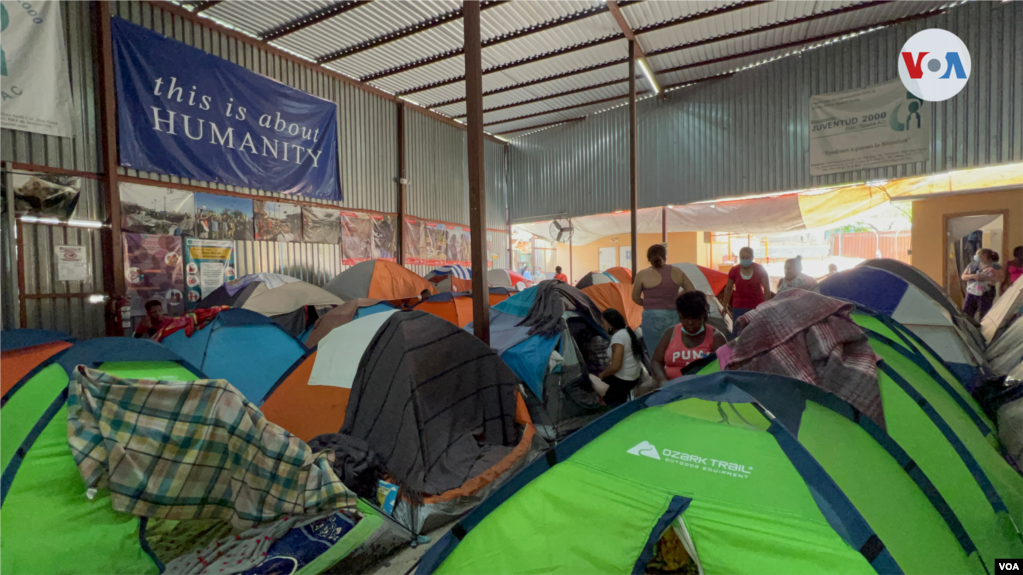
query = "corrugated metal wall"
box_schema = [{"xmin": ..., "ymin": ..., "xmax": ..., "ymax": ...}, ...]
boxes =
[
  {"xmin": 234, "ymin": 241, "xmax": 343, "ymax": 286},
  {"xmin": 508, "ymin": 0, "xmax": 1023, "ymax": 222},
  {"xmin": 405, "ymin": 109, "xmax": 469, "ymax": 225},
  {"xmin": 485, "ymin": 139, "xmax": 508, "ymax": 230}
]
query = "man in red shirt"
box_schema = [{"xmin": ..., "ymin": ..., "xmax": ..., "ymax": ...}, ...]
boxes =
[
  {"xmin": 133, "ymin": 300, "xmax": 173, "ymax": 340},
  {"xmin": 553, "ymin": 266, "xmax": 569, "ymax": 283},
  {"xmin": 720, "ymin": 247, "xmax": 773, "ymax": 336}
]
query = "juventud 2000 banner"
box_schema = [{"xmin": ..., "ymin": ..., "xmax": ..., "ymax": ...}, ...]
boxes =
[{"xmin": 809, "ymin": 79, "xmax": 931, "ymax": 176}]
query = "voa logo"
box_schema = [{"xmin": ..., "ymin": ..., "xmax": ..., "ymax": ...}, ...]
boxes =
[{"xmin": 898, "ymin": 29, "xmax": 970, "ymax": 102}]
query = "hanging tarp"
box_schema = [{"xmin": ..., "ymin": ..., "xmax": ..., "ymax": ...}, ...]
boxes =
[{"xmin": 112, "ymin": 18, "xmax": 341, "ymax": 200}]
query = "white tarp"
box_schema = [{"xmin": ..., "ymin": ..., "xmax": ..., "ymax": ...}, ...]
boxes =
[
  {"xmin": 517, "ymin": 208, "xmax": 663, "ymax": 246},
  {"xmin": 809, "ymin": 79, "xmax": 931, "ymax": 176},
  {"xmin": 0, "ymin": 1, "xmax": 74, "ymax": 136},
  {"xmin": 308, "ymin": 310, "xmax": 398, "ymax": 389},
  {"xmin": 667, "ymin": 195, "xmax": 805, "ymax": 234}
]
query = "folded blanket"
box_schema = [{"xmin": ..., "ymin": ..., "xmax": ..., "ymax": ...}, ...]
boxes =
[
  {"xmin": 67, "ymin": 366, "xmax": 357, "ymax": 529},
  {"xmin": 726, "ymin": 289, "xmax": 883, "ymax": 428},
  {"xmin": 308, "ymin": 434, "xmax": 389, "ymax": 501}
]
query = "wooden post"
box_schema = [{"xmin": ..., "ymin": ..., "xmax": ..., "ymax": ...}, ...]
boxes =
[
  {"xmin": 94, "ymin": 1, "xmax": 125, "ymax": 335},
  {"xmin": 397, "ymin": 101, "xmax": 406, "ymax": 265},
  {"xmin": 629, "ymin": 40, "xmax": 639, "ymax": 279},
  {"xmin": 464, "ymin": 1, "xmax": 489, "ymax": 344}
]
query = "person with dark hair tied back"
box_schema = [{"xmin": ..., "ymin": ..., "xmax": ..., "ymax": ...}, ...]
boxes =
[
  {"xmin": 596, "ymin": 308, "xmax": 645, "ymax": 407},
  {"xmin": 651, "ymin": 291, "xmax": 727, "ymax": 383},
  {"xmin": 632, "ymin": 244, "xmax": 696, "ymax": 354},
  {"xmin": 962, "ymin": 248, "xmax": 1003, "ymax": 320},
  {"xmin": 1004, "ymin": 246, "xmax": 1023, "ymax": 290},
  {"xmin": 776, "ymin": 256, "xmax": 818, "ymax": 293}
]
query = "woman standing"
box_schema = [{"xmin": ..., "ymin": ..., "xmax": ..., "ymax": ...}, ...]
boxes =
[
  {"xmin": 1003, "ymin": 246, "xmax": 1023, "ymax": 291},
  {"xmin": 651, "ymin": 292, "xmax": 727, "ymax": 383},
  {"xmin": 596, "ymin": 309, "xmax": 645, "ymax": 407},
  {"xmin": 632, "ymin": 244, "xmax": 696, "ymax": 353},
  {"xmin": 962, "ymin": 248, "xmax": 1003, "ymax": 320},
  {"xmin": 720, "ymin": 246, "xmax": 772, "ymax": 335}
]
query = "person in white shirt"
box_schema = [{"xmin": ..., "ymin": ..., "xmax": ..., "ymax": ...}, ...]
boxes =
[{"xmin": 597, "ymin": 308, "xmax": 645, "ymax": 407}]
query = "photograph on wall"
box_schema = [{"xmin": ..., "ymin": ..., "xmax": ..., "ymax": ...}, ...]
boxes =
[
  {"xmin": 302, "ymin": 206, "xmax": 341, "ymax": 244},
  {"xmin": 424, "ymin": 223, "xmax": 451, "ymax": 263},
  {"xmin": 6, "ymin": 172, "xmax": 81, "ymax": 220},
  {"xmin": 403, "ymin": 218, "xmax": 425, "ymax": 264},
  {"xmin": 184, "ymin": 237, "xmax": 236, "ymax": 308},
  {"xmin": 194, "ymin": 192, "xmax": 254, "ymax": 241},
  {"xmin": 122, "ymin": 232, "xmax": 184, "ymax": 317},
  {"xmin": 120, "ymin": 182, "xmax": 195, "ymax": 235},
  {"xmin": 341, "ymin": 212, "xmax": 374, "ymax": 265},
  {"xmin": 446, "ymin": 226, "xmax": 471, "ymax": 266},
  {"xmin": 254, "ymin": 200, "xmax": 302, "ymax": 243},
  {"xmin": 372, "ymin": 214, "xmax": 397, "ymax": 260}
]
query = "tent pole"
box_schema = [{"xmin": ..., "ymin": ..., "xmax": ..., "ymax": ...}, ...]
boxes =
[
  {"xmin": 569, "ymin": 217, "xmax": 573, "ymax": 283},
  {"xmin": 396, "ymin": 101, "xmax": 406, "ymax": 266},
  {"xmin": 465, "ymin": 1, "xmax": 489, "ymax": 344},
  {"xmin": 629, "ymin": 40, "xmax": 638, "ymax": 279}
]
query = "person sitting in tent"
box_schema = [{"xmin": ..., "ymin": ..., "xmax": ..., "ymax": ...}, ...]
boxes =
[
  {"xmin": 776, "ymin": 256, "xmax": 818, "ymax": 293},
  {"xmin": 596, "ymin": 309, "xmax": 645, "ymax": 407},
  {"xmin": 632, "ymin": 244, "xmax": 696, "ymax": 353},
  {"xmin": 133, "ymin": 300, "xmax": 173, "ymax": 340},
  {"xmin": 721, "ymin": 246, "xmax": 772, "ymax": 335},
  {"xmin": 651, "ymin": 291, "xmax": 727, "ymax": 383},
  {"xmin": 553, "ymin": 266, "xmax": 568, "ymax": 283},
  {"xmin": 963, "ymin": 248, "xmax": 1003, "ymax": 320}
]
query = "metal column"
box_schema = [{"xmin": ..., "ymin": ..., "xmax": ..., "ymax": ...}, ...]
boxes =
[
  {"xmin": 465, "ymin": 1, "xmax": 489, "ymax": 344},
  {"xmin": 628, "ymin": 40, "xmax": 638, "ymax": 278},
  {"xmin": 94, "ymin": 1, "xmax": 125, "ymax": 335},
  {"xmin": 396, "ymin": 102, "xmax": 406, "ymax": 265}
]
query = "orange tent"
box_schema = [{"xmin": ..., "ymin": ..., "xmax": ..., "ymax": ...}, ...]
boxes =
[
  {"xmin": 488, "ymin": 287, "xmax": 513, "ymax": 307},
  {"xmin": 1, "ymin": 330, "xmax": 74, "ymax": 397},
  {"xmin": 581, "ymin": 283, "xmax": 642, "ymax": 330},
  {"xmin": 414, "ymin": 293, "xmax": 476, "ymax": 327},
  {"xmin": 323, "ymin": 259, "xmax": 435, "ymax": 301},
  {"xmin": 605, "ymin": 266, "xmax": 632, "ymax": 283}
]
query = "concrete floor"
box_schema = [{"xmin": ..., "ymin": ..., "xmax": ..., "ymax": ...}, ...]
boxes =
[{"xmin": 364, "ymin": 522, "xmax": 454, "ymax": 575}]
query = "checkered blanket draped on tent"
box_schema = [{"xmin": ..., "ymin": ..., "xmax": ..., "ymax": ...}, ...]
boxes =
[{"xmin": 67, "ymin": 366, "xmax": 357, "ymax": 529}]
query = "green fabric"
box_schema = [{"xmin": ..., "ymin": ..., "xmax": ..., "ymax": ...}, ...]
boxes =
[
  {"xmin": 438, "ymin": 402, "xmax": 870, "ymax": 575},
  {"xmin": 873, "ymin": 344, "xmax": 1023, "ymax": 531},
  {"xmin": 0, "ymin": 406, "xmax": 157, "ymax": 575},
  {"xmin": 878, "ymin": 371, "xmax": 1023, "ymax": 567},
  {"xmin": 1, "ymin": 364, "xmax": 68, "ymax": 473},
  {"xmin": 797, "ymin": 402, "xmax": 982, "ymax": 574},
  {"xmin": 95, "ymin": 361, "xmax": 198, "ymax": 381}
]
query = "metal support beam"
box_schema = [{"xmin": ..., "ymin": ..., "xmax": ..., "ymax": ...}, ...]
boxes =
[
  {"xmin": 495, "ymin": 117, "xmax": 585, "ymax": 136},
  {"xmin": 628, "ymin": 40, "xmax": 638, "ymax": 279},
  {"xmin": 396, "ymin": 102, "xmax": 406, "ymax": 265},
  {"xmin": 606, "ymin": 1, "xmax": 660, "ymax": 95},
  {"xmin": 465, "ymin": 1, "xmax": 489, "ymax": 344},
  {"xmin": 261, "ymin": 1, "xmax": 372, "ymax": 41},
  {"xmin": 191, "ymin": 0, "xmax": 221, "ymax": 14},
  {"xmin": 94, "ymin": 1, "xmax": 125, "ymax": 336}
]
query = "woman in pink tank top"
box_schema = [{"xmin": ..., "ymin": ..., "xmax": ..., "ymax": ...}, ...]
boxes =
[
  {"xmin": 652, "ymin": 291, "xmax": 727, "ymax": 382},
  {"xmin": 632, "ymin": 244, "xmax": 696, "ymax": 353}
]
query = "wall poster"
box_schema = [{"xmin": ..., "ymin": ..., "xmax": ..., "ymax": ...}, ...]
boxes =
[
  {"xmin": 194, "ymin": 192, "xmax": 254, "ymax": 241},
  {"xmin": 371, "ymin": 214, "xmax": 397, "ymax": 261},
  {"xmin": 120, "ymin": 182, "xmax": 195, "ymax": 235},
  {"xmin": 122, "ymin": 232, "xmax": 184, "ymax": 317},
  {"xmin": 341, "ymin": 211, "xmax": 373, "ymax": 265},
  {"xmin": 8, "ymin": 172, "xmax": 80, "ymax": 220},
  {"xmin": 184, "ymin": 237, "xmax": 236, "ymax": 307},
  {"xmin": 254, "ymin": 200, "xmax": 302, "ymax": 242},
  {"xmin": 302, "ymin": 206, "xmax": 340, "ymax": 244}
]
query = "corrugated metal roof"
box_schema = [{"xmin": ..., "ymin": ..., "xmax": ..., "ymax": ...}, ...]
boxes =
[{"xmin": 185, "ymin": 0, "xmax": 956, "ymax": 134}]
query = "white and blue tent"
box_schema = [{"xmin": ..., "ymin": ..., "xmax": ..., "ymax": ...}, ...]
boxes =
[{"xmin": 817, "ymin": 266, "xmax": 989, "ymax": 385}]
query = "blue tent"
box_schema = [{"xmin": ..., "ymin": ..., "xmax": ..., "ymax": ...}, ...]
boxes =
[
  {"xmin": 816, "ymin": 267, "xmax": 989, "ymax": 384},
  {"xmin": 161, "ymin": 309, "xmax": 308, "ymax": 401},
  {"xmin": 1, "ymin": 329, "xmax": 75, "ymax": 353}
]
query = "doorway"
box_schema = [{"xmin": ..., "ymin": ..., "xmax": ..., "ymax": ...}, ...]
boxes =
[
  {"xmin": 944, "ymin": 212, "xmax": 1005, "ymax": 307},
  {"xmin": 598, "ymin": 247, "xmax": 617, "ymax": 272}
]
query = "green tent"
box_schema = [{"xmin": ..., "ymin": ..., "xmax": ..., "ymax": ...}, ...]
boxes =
[
  {"xmin": 0, "ymin": 336, "xmax": 400, "ymax": 574},
  {"xmin": 418, "ymin": 371, "xmax": 989, "ymax": 574},
  {"xmin": 687, "ymin": 309, "xmax": 1022, "ymax": 571}
]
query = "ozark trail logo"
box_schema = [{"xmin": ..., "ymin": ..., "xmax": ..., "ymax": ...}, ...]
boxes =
[
  {"xmin": 627, "ymin": 441, "xmax": 661, "ymax": 460},
  {"xmin": 898, "ymin": 29, "xmax": 971, "ymax": 102}
]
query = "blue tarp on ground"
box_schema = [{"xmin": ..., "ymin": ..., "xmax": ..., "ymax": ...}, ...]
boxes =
[{"xmin": 162, "ymin": 309, "xmax": 307, "ymax": 401}]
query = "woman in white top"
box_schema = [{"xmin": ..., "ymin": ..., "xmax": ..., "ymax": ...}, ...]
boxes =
[{"xmin": 597, "ymin": 308, "xmax": 644, "ymax": 407}]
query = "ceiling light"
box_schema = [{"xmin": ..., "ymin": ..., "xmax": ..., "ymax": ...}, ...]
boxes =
[
  {"xmin": 637, "ymin": 58, "xmax": 660, "ymax": 95},
  {"xmin": 19, "ymin": 216, "xmax": 105, "ymax": 228},
  {"xmin": 88, "ymin": 295, "xmax": 107, "ymax": 304}
]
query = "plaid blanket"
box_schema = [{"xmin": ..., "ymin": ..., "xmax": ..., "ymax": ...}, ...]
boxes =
[
  {"xmin": 67, "ymin": 367, "xmax": 357, "ymax": 528},
  {"xmin": 154, "ymin": 305, "xmax": 230, "ymax": 342},
  {"xmin": 725, "ymin": 289, "xmax": 883, "ymax": 428}
]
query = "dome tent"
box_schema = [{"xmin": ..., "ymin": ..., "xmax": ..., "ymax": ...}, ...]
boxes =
[
  {"xmin": 574, "ymin": 270, "xmax": 617, "ymax": 289},
  {"xmin": 418, "ymin": 371, "xmax": 986, "ymax": 575},
  {"xmin": 414, "ymin": 291, "xmax": 475, "ymax": 327},
  {"xmin": 424, "ymin": 264, "xmax": 472, "ymax": 293},
  {"xmin": 324, "ymin": 259, "xmax": 434, "ymax": 302},
  {"xmin": 304, "ymin": 298, "xmax": 397, "ymax": 348},
  {"xmin": 1, "ymin": 328, "xmax": 74, "ymax": 397}
]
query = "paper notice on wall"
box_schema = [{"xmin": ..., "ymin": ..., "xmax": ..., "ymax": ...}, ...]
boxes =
[
  {"xmin": 199, "ymin": 262, "xmax": 225, "ymax": 298},
  {"xmin": 809, "ymin": 79, "xmax": 931, "ymax": 176},
  {"xmin": 183, "ymin": 237, "xmax": 236, "ymax": 307},
  {"xmin": 55, "ymin": 245, "xmax": 89, "ymax": 282}
]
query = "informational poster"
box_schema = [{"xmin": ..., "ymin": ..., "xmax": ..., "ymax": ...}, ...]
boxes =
[
  {"xmin": 112, "ymin": 18, "xmax": 341, "ymax": 201},
  {"xmin": 404, "ymin": 218, "xmax": 469, "ymax": 267},
  {"xmin": 809, "ymin": 80, "xmax": 931, "ymax": 176},
  {"xmin": 0, "ymin": 1, "xmax": 74, "ymax": 136},
  {"xmin": 122, "ymin": 233, "xmax": 184, "ymax": 317},
  {"xmin": 254, "ymin": 200, "xmax": 302, "ymax": 242},
  {"xmin": 120, "ymin": 182, "xmax": 195, "ymax": 235},
  {"xmin": 302, "ymin": 206, "xmax": 340, "ymax": 244},
  {"xmin": 445, "ymin": 226, "xmax": 471, "ymax": 267},
  {"xmin": 371, "ymin": 214, "xmax": 397, "ymax": 261},
  {"xmin": 55, "ymin": 245, "xmax": 89, "ymax": 282},
  {"xmin": 341, "ymin": 211, "xmax": 373, "ymax": 265},
  {"xmin": 194, "ymin": 193, "xmax": 254, "ymax": 241},
  {"xmin": 9, "ymin": 172, "xmax": 80, "ymax": 220},
  {"xmin": 183, "ymin": 237, "xmax": 236, "ymax": 307}
]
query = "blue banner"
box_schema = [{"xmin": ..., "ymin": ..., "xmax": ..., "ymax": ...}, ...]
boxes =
[{"xmin": 112, "ymin": 18, "xmax": 341, "ymax": 201}]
